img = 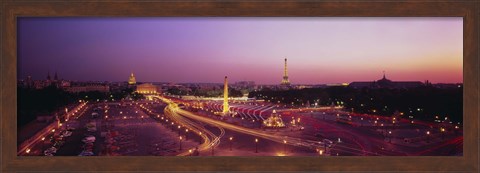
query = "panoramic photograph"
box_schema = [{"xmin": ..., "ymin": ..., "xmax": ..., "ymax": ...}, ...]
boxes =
[{"xmin": 17, "ymin": 17, "xmax": 463, "ymax": 157}]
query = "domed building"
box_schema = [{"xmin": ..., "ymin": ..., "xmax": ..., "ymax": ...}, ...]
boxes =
[
  {"xmin": 348, "ymin": 72, "xmax": 424, "ymax": 89},
  {"xmin": 128, "ymin": 73, "xmax": 136, "ymax": 85},
  {"xmin": 262, "ymin": 110, "xmax": 285, "ymax": 128}
]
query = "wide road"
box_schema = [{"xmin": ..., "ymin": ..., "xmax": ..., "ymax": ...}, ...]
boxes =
[
  {"xmin": 143, "ymin": 101, "xmax": 225, "ymax": 156},
  {"xmin": 154, "ymin": 96, "xmax": 370, "ymax": 155}
]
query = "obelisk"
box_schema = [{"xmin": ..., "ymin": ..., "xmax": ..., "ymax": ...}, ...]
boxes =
[{"xmin": 223, "ymin": 76, "xmax": 229, "ymax": 115}]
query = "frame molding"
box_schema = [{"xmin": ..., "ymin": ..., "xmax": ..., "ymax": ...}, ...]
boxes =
[{"xmin": 1, "ymin": 1, "xmax": 478, "ymax": 172}]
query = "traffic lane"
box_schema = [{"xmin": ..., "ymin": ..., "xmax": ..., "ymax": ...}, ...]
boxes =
[
  {"xmin": 205, "ymin": 126, "xmax": 317, "ymax": 156},
  {"xmin": 293, "ymin": 113, "xmax": 410, "ymax": 156},
  {"xmin": 179, "ymin": 115, "xmax": 319, "ymax": 156},
  {"xmin": 304, "ymin": 113, "xmax": 423, "ymax": 155}
]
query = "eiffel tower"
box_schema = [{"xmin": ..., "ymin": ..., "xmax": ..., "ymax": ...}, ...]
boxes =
[{"xmin": 281, "ymin": 58, "xmax": 291, "ymax": 86}]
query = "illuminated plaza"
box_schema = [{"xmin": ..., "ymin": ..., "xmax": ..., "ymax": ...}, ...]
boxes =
[
  {"xmin": 18, "ymin": 60, "xmax": 463, "ymax": 157},
  {"xmin": 17, "ymin": 17, "xmax": 463, "ymax": 157}
]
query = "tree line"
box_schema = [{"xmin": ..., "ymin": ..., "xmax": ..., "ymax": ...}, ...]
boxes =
[{"xmin": 248, "ymin": 86, "xmax": 462, "ymax": 123}]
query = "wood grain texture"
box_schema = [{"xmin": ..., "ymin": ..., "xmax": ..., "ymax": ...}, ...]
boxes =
[{"xmin": 1, "ymin": 0, "xmax": 478, "ymax": 172}]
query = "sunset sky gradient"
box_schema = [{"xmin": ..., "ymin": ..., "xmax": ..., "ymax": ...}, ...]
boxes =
[{"xmin": 18, "ymin": 17, "xmax": 463, "ymax": 84}]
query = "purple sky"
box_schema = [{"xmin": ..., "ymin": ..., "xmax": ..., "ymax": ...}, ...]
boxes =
[{"xmin": 18, "ymin": 17, "xmax": 463, "ymax": 84}]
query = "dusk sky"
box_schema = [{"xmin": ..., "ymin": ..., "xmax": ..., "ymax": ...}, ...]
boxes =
[{"xmin": 18, "ymin": 17, "xmax": 462, "ymax": 84}]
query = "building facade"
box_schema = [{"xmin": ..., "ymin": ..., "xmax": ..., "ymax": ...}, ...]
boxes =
[
  {"xmin": 136, "ymin": 83, "xmax": 158, "ymax": 94},
  {"xmin": 65, "ymin": 84, "xmax": 110, "ymax": 93}
]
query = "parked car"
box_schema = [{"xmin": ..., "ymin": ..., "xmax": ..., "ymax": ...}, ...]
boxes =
[
  {"xmin": 78, "ymin": 151, "xmax": 94, "ymax": 156},
  {"xmin": 82, "ymin": 136, "xmax": 96, "ymax": 143},
  {"xmin": 62, "ymin": 131, "xmax": 72, "ymax": 137}
]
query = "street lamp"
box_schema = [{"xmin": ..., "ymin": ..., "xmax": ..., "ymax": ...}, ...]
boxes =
[
  {"xmin": 179, "ymin": 136, "xmax": 183, "ymax": 151},
  {"xmin": 229, "ymin": 137, "xmax": 233, "ymax": 151},
  {"xmin": 41, "ymin": 137, "xmax": 46, "ymax": 150},
  {"xmin": 211, "ymin": 143, "xmax": 215, "ymax": 156},
  {"xmin": 185, "ymin": 129, "xmax": 189, "ymax": 140},
  {"xmin": 426, "ymin": 131, "xmax": 430, "ymax": 143},
  {"xmin": 381, "ymin": 123, "xmax": 387, "ymax": 136},
  {"xmin": 255, "ymin": 138, "xmax": 259, "ymax": 153},
  {"xmin": 177, "ymin": 125, "xmax": 181, "ymax": 136},
  {"xmin": 454, "ymin": 125, "xmax": 459, "ymax": 135},
  {"xmin": 441, "ymin": 128, "xmax": 445, "ymax": 140},
  {"xmin": 388, "ymin": 131, "xmax": 392, "ymax": 143},
  {"xmin": 283, "ymin": 140, "xmax": 287, "ymax": 154}
]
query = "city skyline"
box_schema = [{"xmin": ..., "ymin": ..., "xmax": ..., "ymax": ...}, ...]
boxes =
[{"xmin": 18, "ymin": 17, "xmax": 463, "ymax": 84}]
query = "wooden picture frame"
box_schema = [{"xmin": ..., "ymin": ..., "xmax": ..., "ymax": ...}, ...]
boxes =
[{"xmin": 1, "ymin": 1, "xmax": 478, "ymax": 172}]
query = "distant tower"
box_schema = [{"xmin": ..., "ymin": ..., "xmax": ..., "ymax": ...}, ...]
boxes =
[
  {"xmin": 281, "ymin": 58, "xmax": 291, "ymax": 85},
  {"xmin": 223, "ymin": 76, "xmax": 229, "ymax": 115},
  {"xmin": 46, "ymin": 71, "xmax": 51, "ymax": 81},
  {"xmin": 128, "ymin": 72, "xmax": 136, "ymax": 85},
  {"xmin": 54, "ymin": 71, "xmax": 58, "ymax": 81}
]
